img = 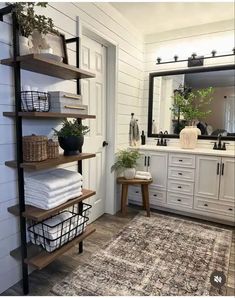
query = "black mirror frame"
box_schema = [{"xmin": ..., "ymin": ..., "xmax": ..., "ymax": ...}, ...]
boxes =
[{"xmin": 148, "ymin": 64, "xmax": 235, "ymax": 140}]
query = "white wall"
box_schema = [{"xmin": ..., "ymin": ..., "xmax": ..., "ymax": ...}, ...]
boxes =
[
  {"xmin": 0, "ymin": 2, "xmax": 144, "ymax": 293},
  {"xmin": 144, "ymin": 19, "xmax": 235, "ymax": 136}
]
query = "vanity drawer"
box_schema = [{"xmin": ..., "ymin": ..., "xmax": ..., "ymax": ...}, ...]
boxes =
[
  {"xmin": 168, "ymin": 167, "xmax": 195, "ymax": 181},
  {"xmin": 167, "ymin": 191, "xmax": 193, "ymax": 208},
  {"xmin": 169, "ymin": 154, "xmax": 195, "ymax": 168},
  {"xmin": 167, "ymin": 179, "xmax": 194, "ymax": 194},
  {"xmin": 149, "ymin": 188, "xmax": 167, "ymax": 204},
  {"xmin": 194, "ymin": 196, "xmax": 235, "ymax": 216},
  {"xmin": 128, "ymin": 186, "xmax": 142, "ymax": 202}
]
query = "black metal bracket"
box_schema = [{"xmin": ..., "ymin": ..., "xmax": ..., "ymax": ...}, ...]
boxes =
[{"xmin": 0, "ymin": 4, "xmax": 14, "ymax": 21}]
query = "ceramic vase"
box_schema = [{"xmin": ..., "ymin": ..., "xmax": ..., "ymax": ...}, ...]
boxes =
[
  {"xmin": 179, "ymin": 126, "xmax": 200, "ymax": 149},
  {"xmin": 124, "ymin": 168, "xmax": 136, "ymax": 180},
  {"xmin": 58, "ymin": 136, "xmax": 84, "ymax": 156},
  {"xmin": 19, "ymin": 36, "xmax": 31, "ymax": 55}
]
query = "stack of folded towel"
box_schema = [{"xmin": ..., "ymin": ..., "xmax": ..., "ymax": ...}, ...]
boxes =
[
  {"xmin": 25, "ymin": 168, "xmax": 83, "ymax": 210},
  {"xmin": 29, "ymin": 211, "xmax": 86, "ymax": 252},
  {"xmin": 135, "ymin": 171, "xmax": 152, "ymax": 180}
]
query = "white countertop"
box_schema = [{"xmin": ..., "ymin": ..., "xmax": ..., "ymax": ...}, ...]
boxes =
[{"xmin": 138, "ymin": 145, "xmax": 235, "ymax": 157}]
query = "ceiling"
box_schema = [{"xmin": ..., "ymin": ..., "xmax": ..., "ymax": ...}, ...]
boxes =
[{"xmin": 111, "ymin": 2, "xmax": 235, "ymax": 35}]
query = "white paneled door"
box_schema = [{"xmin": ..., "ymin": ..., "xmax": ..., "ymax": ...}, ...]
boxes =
[{"xmin": 81, "ymin": 35, "xmax": 107, "ymax": 222}]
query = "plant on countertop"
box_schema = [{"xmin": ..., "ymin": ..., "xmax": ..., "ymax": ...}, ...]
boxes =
[
  {"xmin": 111, "ymin": 149, "xmax": 140, "ymax": 172},
  {"xmin": 11, "ymin": 2, "xmax": 59, "ymax": 38},
  {"xmin": 53, "ymin": 119, "xmax": 90, "ymax": 137},
  {"xmin": 170, "ymin": 86, "xmax": 214, "ymax": 125}
]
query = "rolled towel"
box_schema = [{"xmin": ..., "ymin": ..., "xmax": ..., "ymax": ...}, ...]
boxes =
[{"xmin": 135, "ymin": 173, "xmax": 152, "ymax": 180}]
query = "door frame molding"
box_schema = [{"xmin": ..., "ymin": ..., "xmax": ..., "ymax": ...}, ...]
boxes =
[{"xmin": 78, "ymin": 17, "xmax": 118, "ymax": 215}]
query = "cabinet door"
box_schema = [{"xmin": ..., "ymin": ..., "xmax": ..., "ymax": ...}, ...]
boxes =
[
  {"xmin": 219, "ymin": 158, "xmax": 235, "ymax": 201},
  {"xmin": 148, "ymin": 152, "xmax": 168, "ymax": 189},
  {"xmin": 195, "ymin": 155, "xmax": 221, "ymax": 199},
  {"xmin": 136, "ymin": 152, "xmax": 148, "ymax": 171}
]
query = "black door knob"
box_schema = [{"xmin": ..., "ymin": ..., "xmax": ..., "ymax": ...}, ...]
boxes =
[{"xmin": 103, "ymin": 141, "xmax": 109, "ymax": 147}]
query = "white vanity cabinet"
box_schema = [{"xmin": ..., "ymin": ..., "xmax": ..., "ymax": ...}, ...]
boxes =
[
  {"xmin": 128, "ymin": 151, "xmax": 168, "ymax": 206},
  {"xmin": 194, "ymin": 156, "xmax": 235, "ymax": 218},
  {"xmin": 128, "ymin": 146, "xmax": 235, "ymax": 224}
]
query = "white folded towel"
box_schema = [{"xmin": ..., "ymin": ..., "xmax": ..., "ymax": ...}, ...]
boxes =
[
  {"xmin": 25, "ymin": 182, "xmax": 83, "ymax": 201},
  {"xmin": 25, "ymin": 169, "xmax": 83, "ymax": 192},
  {"xmin": 25, "ymin": 189, "xmax": 83, "ymax": 210},
  {"xmin": 136, "ymin": 171, "xmax": 152, "ymax": 177}
]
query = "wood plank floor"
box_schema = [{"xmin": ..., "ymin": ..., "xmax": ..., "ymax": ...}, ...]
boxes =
[{"xmin": 2, "ymin": 207, "xmax": 235, "ymax": 296}]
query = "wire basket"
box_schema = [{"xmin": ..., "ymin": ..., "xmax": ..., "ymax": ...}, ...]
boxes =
[
  {"xmin": 28, "ymin": 208, "xmax": 89, "ymax": 253},
  {"xmin": 21, "ymin": 91, "xmax": 50, "ymax": 112}
]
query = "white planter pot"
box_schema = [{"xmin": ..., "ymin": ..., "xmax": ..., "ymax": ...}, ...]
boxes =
[
  {"xmin": 124, "ymin": 168, "xmax": 136, "ymax": 180},
  {"xmin": 179, "ymin": 126, "xmax": 200, "ymax": 149},
  {"xmin": 19, "ymin": 36, "xmax": 30, "ymax": 55}
]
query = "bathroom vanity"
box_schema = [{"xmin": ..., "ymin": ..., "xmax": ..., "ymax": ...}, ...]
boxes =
[{"xmin": 129, "ymin": 145, "xmax": 235, "ymax": 225}]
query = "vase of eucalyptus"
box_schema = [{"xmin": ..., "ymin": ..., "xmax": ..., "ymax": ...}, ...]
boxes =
[{"xmin": 171, "ymin": 86, "xmax": 214, "ymax": 149}]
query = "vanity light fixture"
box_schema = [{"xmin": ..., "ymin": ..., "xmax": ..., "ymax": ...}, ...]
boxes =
[
  {"xmin": 157, "ymin": 57, "xmax": 161, "ymax": 64},
  {"xmin": 211, "ymin": 50, "xmax": 216, "ymax": 57},
  {"xmin": 156, "ymin": 49, "xmax": 235, "ymax": 66}
]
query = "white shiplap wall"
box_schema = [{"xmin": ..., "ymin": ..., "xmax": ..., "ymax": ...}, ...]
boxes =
[
  {"xmin": 0, "ymin": 2, "xmax": 144, "ymax": 293},
  {"xmin": 143, "ymin": 19, "xmax": 235, "ymax": 136}
]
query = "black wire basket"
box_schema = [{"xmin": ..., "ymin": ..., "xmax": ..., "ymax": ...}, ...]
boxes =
[
  {"xmin": 28, "ymin": 203, "xmax": 91, "ymax": 253},
  {"xmin": 21, "ymin": 91, "xmax": 50, "ymax": 112}
]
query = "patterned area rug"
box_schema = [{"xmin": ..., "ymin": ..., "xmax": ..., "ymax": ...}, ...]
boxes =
[{"xmin": 52, "ymin": 213, "xmax": 232, "ymax": 296}]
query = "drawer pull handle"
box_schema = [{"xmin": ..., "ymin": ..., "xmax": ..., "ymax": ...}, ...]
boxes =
[
  {"xmin": 153, "ymin": 194, "xmax": 157, "ymax": 197},
  {"xmin": 64, "ymin": 105, "xmax": 86, "ymax": 110},
  {"xmin": 178, "ymin": 173, "xmax": 183, "ymax": 175},
  {"xmin": 204, "ymin": 204, "xmax": 208, "ymax": 207},
  {"xmin": 178, "ymin": 159, "xmax": 183, "ymax": 162},
  {"xmin": 177, "ymin": 199, "xmax": 181, "ymax": 202},
  {"xmin": 136, "ymin": 191, "xmax": 139, "ymax": 193},
  {"xmin": 228, "ymin": 208, "xmax": 233, "ymax": 211},
  {"xmin": 177, "ymin": 186, "xmax": 182, "ymax": 189}
]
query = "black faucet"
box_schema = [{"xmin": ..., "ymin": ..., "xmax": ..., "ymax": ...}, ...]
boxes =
[
  {"xmin": 212, "ymin": 134, "xmax": 229, "ymax": 150},
  {"xmin": 156, "ymin": 131, "xmax": 168, "ymax": 146}
]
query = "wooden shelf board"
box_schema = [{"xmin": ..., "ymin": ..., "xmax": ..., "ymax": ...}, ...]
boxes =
[
  {"xmin": 25, "ymin": 225, "xmax": 95, "ymax": 270},
  {"xmin": 5, "ymin": 153, "xmax": 96, "ymax": 170},
  {"xmin": 8, "ymin": 189, "xmax": 96, "ymax": 221},
  {"xmin": 3, "ymin": 111, "xmax": 96, "ymax": 119},
  {"xmin": 0, "ymin": 54, "xmax": 96, "ymax": 80},
  {"xmin": 10, "ymin": 243, "xmax": 43, "ymax": 259}
]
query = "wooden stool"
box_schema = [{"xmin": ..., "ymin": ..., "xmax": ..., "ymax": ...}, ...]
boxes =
[{"xmin": 117, "ymin": 177, "xmax": 153, "ymax": 217}]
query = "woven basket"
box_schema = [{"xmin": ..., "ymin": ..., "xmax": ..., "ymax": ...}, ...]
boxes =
[
  {"xmin": 23, "ymin": 134, "xmax": 48, "ymax": 162},
  {"xmin": 47, "ymin": 139, "xmax": 59, "ymax": 159}
]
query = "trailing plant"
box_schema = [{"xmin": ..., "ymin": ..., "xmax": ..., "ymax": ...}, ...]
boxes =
[
  {"xmin": 53, "ymin": 119, "xmax": 90, "ymax": 138},
  {"xmin": 111, "ymin": 150, "xmax": 140, "ymax": 172},
  {"xmin": 11, "ymin": 2, "xmax": 59, "ymax": 38},
  {"xmin": 170, "ymin": 86, "xmax": 214, "ymax": 125}
]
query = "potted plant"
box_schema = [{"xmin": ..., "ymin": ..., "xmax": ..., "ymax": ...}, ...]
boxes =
[
  {"xmin": 53, "ymin": 119, "xmax": 90, "ymax": 156},
  {"xmin": 111, "ymin": 149, "xmax": 140, "ymax": 179},
  {"xmin": 171, "ymin": 86, "xmax": 214, "ymax": 149},
  {"xmin": 12, "ymin": 2, "xmax": 58, "ymax": 55}
]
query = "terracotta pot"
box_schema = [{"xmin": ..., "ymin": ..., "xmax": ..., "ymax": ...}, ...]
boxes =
[
  {"xmin": 179, "ymin": 126, "xmax": 200, "ymax": 149},
  {"xmin": 124, "ymin": 168, "xmax": 136, "ymax": 179}
]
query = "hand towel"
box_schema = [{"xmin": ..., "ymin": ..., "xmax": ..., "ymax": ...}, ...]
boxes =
[
  {"xmin": 135, "ymin": 174, "xmax": 152, "ymax": 180},
  {"xmin": 136, "ymin": 171, "xmax": 152, "ymax": 177}
]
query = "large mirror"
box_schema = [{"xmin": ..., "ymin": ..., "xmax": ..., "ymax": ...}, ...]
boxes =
[{"xmin": 148, "ymin": 65, "xmax": 235, "ymax": 139}]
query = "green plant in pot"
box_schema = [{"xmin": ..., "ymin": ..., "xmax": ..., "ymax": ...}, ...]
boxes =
[
  {"xmin": 111, "ymin": 149, "xmax": 140, "ymax": 179},
  {"xmin": 11, "ymin": 2, "xmax": 58, "ymax": 55},
  {"xmin": 53, "ymin": 119, "xmax": 90, "ymax": 156},
  {"xmin": 170, "ymin": 86, "xmax": 214, "ymax": 149}
]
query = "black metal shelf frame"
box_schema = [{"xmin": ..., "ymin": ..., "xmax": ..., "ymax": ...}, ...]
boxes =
[{"xmin": 0, "ymin": 5, "xmax": 85, "ymax": 295}]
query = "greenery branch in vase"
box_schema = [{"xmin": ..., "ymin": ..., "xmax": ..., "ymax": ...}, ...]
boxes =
[
  {"xmin": 170, "ymin": 86, "xmax": 214, "ymax": 149},
  {"xmin": 111, "ymin": 149, "xmax": 140, "ymax": 180},
  {"xmin": 10, "ymin": 2, "xmax": 59, "ymax": 55},
  {"xmin": 53, "ymin": 119, "xmax": 90, "ymax": 156}
]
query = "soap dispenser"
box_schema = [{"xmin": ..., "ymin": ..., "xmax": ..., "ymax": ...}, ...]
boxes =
[{"xmin": 141, "ymin": 130, "xmax": 146, "ymax": 145}]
